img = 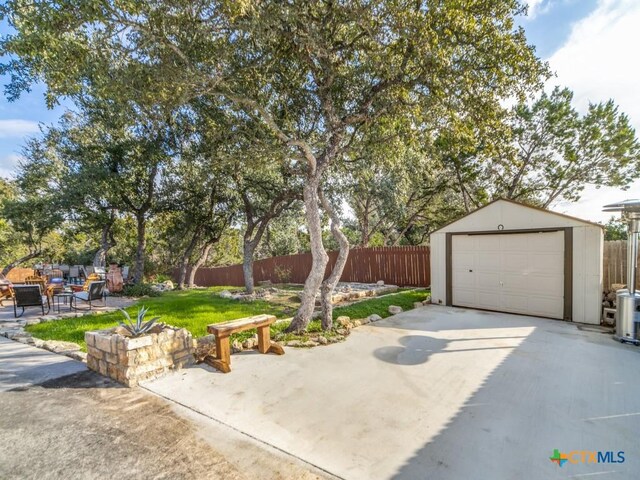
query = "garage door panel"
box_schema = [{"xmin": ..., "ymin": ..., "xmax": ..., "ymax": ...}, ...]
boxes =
[
  {"xmin": 454, "ymin": 235, "xmax": 477, "ymax": 252},
  {"xmin": 476, "ymin": 272, "xmax": 500, "ymax": 287},
  {"xmin": 454, "ymin": 289, "xmax": 479, "ymax": 307},
  {"xmin": 501, "ymin": 293, "xmax": 530, "ymax": 312},
  {"xmin": 452, "ymin": 231, "xmax": 564, "ymax": 320},
  {"xmin": 452, "ymin": 270, "xmax": 475, "ymax": 288},
  {"xmin": 501, "ymin": 235, "xmax": 530, "ymax": 252},
  {"xmin": 500, "ymin": 253, "xmax": 528, "ymax": 272},
  {"xmin": 477, "ymin": 291, "xmax": 500, "ymax": 309},
  {"xmin": 501, "ymin": 273, "xmax": 529, "ymax": 291},
  {"xmin": 452, "ymin": 252, "xmax": 475, "ymax": 270},
  {"xmin": 528, "ymin": 253, "xmax": 564, "ymax": 274},
  {"xmin": 526, "ymin": 296, "xmax": 564, "ymax": 318},
  {"xmin": 477, "ymin": 253, "xmax": 500, "ymax": 271},
  {"xmin": 529, "ymin": 233, "xmax": 564, "ymax": 251},
  {"xmin": 476, "ymin": 235, "xmax": 502, "ymax": 251},
  {"xmin": 526, "ymin": 274, "xmax": 563, "ymax": 294}
]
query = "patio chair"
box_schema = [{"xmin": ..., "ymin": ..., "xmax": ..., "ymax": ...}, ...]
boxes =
[
  {"xmin": 68, "ymin": 266, "xmax": 80, "ymax": 284},
  {"xmin": 0, "ymin": 274, "xmax": 13, "ymax": 306},
  {"xmin": 12, "ymin": 285, "xmax": 50, "ymax": 318},
  {"xmin": 93, "ymin": 266, "xmax": 106, "ymax": 279},
  {"xmin": 70, "ymin": 273, "xmax": 101, "ymax": 292},
  {"xmin": 47, "ymin": 269, "xmax": 64, "ymax": 281},
  {"xmin": 71, "ymin": 281, "xmax": 106, "ymax": 311},
  {"xmin": 25, "ymin": 275, "xmax": 47, "ymax": 293}
]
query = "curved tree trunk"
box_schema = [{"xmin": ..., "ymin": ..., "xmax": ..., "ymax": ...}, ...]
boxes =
[
  {"xmin": 2, "ymin": 251, "xmax": 41, "ymax": 276},
  {"xmin": 319, "ymin": 190, "xmax": 350, "ymax": 330},
  {"xmin": 188, "ymin": 243, "xmax": 212, "ymax": 288},
  {"xmin": 243, "ymin": 239, "xmax": 257, "ymax": 294},
  {"xmin": 93, "ymin": 248, "xmax": 107, "ymax": 269},
  {"xmin": 177, "ymin": 230, "xmax": 201, "ymax": 289},
  {"xmin": 176, "ymin": 260, "xmax": 190, "ymax": 290},
  {"xmin": 286, "ymin": 176, "xmax": 328, "ymax": 333},
  {"xmin": 93, "ymin": 221, "xmax": 117, "ymax": 268},
  {"xmin": 132, "ymin": 214, "xmax": 146, "ymax": 284}
]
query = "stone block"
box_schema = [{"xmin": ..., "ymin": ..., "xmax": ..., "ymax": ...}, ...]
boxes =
[
  {"xmin": 94, "ymin": 334, "xmax": 112, "ymax": 353},
  {"xmin": 98, "ymin": 360, "xmax": 108, "ymax": 376},
  {"xmin": 110, "ymin": 334, "xmax": 122, "ymax": 352},
  {"xmin": 105, "ymin": 352, "xmax": 119, "ymax": 364},
  {"xmin": 86, "ymin": 355, "xmax": 98, "ymax": 371},
  {"xmin": 87, "ymin": 346, "xmax": 104, "ymax": 360},
  {"xmin": 125, "ymin": 335, "xmax": 153, "ymax": 350},
  {"xmin": 86, "ymin": 325, "xmax": 194, "ymax": 387},
  {"xmin": 85, "ymin": 332, "xmax": 96, "ymax": 347},
  {"xmin": 388, "ymin": 305, "xmax": 403, "ymax": 315}
]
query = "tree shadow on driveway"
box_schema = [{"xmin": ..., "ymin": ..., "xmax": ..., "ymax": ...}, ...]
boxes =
[{"xmin": 373, "ymin": 334, "xmax": 528, "ymax": 366}]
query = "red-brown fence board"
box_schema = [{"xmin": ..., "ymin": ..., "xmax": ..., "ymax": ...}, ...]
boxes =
[{"xmin": 184, "ymin": 246, "xmax": 431, "ymax": 288}]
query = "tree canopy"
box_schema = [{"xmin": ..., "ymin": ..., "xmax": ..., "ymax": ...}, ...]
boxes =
[{"xmin": 1, "ymin": 0, "xmax": 638, "ymax": 332}]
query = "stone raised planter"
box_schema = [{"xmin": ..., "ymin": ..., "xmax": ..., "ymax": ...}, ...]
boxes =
[{"xmin": 85, "ymin": 325, "xmax": 195, "ymax": 387}]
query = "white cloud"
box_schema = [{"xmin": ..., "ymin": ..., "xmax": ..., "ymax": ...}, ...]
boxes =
[
  {"xmin": 0, "ymin": 119, "xmax": 40, "ymax": 138},
  {"xmin": 0, "ymin": 153, "xmax": 21, "ymax": 179},
  {"xmin": 545, "ymin": 0, "xmax": 640, "ymax": 223},
  {"xmin": 548, "ymin": 0, "xmax": 640, "ymax": 130},
  {"xmin": 524, "ymin": 0, "xmax": 548, "ymax": 18}
]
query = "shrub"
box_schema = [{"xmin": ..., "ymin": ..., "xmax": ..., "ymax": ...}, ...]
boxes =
[
  {"xmin": 121, "ymin": 283, "xmax": 162, "ymax": 298},
  {"xmin": 274, "ymin": 264, "xmax": 292, "ymax": 283},
  {"xmin": 118, "ymin": 306, "xmax": 160, "ymax": 337}
]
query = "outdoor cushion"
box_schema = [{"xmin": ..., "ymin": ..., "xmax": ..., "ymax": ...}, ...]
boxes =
[{"xmin": 74, "ymin": 291, "xmax": 90, "ymax": 301}]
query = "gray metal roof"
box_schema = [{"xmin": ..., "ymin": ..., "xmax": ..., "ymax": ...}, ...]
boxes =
[{"xmin": 602, "ymin": 199, "xmax": 640, "ymax": 213}]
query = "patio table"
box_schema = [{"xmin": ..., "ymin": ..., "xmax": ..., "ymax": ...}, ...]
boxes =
[{"xmin": 52, "ymin": 291, "xmax": 74, "ymax": 314}]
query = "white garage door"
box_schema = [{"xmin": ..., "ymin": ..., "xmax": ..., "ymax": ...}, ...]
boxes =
[{"xmin": 451, "ymin": 231, "xmax": 565, "ymax": 319}]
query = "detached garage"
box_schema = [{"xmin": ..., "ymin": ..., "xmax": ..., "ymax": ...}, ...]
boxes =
[{"xmin": 430, "ymin": 199, "xmax": 603, "ymax": 325}]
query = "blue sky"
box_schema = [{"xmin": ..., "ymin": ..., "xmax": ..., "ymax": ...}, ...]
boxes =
[{"xmin": 0, "ymin": 0, "xmax": 638, "ymax": 221}]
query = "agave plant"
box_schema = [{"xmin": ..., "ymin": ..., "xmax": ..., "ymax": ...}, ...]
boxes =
[{"xmin": 118, "ymin": 306, "xmax": 160, "ymax": 337}]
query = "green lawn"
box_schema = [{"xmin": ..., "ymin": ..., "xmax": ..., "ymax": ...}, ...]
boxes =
[
  {"xmin": 25, "ymin": 286, "xmax": 430, "ymax": 350},
  {"xmin": 333, "ymin": 289, "xmax": 429, "ymax": 320}
]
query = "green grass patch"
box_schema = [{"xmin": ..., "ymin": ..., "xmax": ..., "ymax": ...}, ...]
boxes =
[
  {"xmin": 25, "ymin": 286, "xmax": 430, "ymax": 350},
  {"xmin": 26, "ymin": 287, "xmax": 291, "ymax": 351},
  {"xmin": 333, "ymin": 289, "xmax": 429, "ymax": 321}
]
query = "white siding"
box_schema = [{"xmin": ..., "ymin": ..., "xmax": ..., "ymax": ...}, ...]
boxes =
[
  {"xmin": 572, "ymin": 225, "xmax": 603, "ymax": 325},
  {"xmin": 429, "ymin": 200, "xmax": 604, "ymax": 325},
  {"xmin": 437, "ymin": 201, "xmax": 591, "ymax": 233},
  {"xmin": 430, "ymin": 232, "xmax": 446, "ymax": 305}
]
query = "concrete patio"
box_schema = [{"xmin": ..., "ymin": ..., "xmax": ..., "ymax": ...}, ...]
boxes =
[{"xmin": 144, "ymin": 305, "xmax": 640, "ymax": 480}]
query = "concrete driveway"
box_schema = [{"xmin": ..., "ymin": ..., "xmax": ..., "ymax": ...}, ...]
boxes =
[{"xmin": 144, "ymin": 306, "xmax": 640, "ymax": 480}]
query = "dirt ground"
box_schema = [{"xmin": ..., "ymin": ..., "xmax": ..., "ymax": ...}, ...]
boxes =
[{"xmin": 0, "ymin": 371, "xmax": 324, "ymax": 480}]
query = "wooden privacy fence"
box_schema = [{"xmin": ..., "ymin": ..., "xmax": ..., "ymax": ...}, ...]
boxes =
[
  {"xmin": 187, "ymin": 246, "xmax": 431, "ymax": 288},
  {"xmin": 603, "ymin": 240, "xmax": 640, "ymax": 290}
]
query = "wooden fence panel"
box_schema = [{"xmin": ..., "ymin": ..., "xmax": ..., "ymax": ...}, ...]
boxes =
[
  {"xmin": 603, "ymin": 240, "xmax": 640, "ymax": 290},
  {"xmin": 186, "ymin": 246, "xmax": 431, "ymax": 288},
  {"xmin": 5, "ymin": 267, "xmax": 36, "ymax": 283},
  {"xmin": 189, "ymin": 241, "xmax": 639, "ymax": 291}
]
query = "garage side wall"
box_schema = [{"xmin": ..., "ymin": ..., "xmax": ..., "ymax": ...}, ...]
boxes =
[
  {"xmin": 572, "ymin": 225, "xmax": 603, "ymax": 325},
  {"xmin": 430, "ymin": 232, "xmax": 446, "ymax": 305}
]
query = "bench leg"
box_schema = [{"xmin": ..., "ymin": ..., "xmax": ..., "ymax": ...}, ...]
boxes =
[
  {"xmin": 208, "ymin": 335, "xmax": 231, "ymax": 373},
  {"xmin": 257, "ymin": 325, "xmax": 285, "ymax": 355}
]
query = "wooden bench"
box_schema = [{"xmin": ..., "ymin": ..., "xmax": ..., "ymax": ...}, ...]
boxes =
[{"xmin": 206, "ymin": 314, "xmax": 284, "ymax": 373}]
